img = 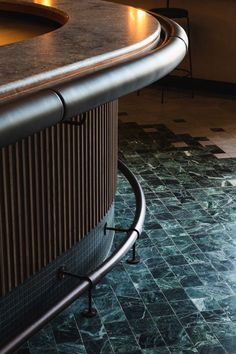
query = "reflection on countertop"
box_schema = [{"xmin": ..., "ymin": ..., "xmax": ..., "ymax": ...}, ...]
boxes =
[{"xmin": 0, "ymin": 0, "xmax": 160, "ymax": 101}]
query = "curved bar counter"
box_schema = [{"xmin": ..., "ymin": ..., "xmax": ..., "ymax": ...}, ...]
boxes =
[{"xmin": 0, "ymin": 1, "xmax": 188, "ymax": 352}]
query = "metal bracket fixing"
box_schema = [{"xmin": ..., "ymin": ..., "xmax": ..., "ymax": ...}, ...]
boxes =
[
  {"xmin": 104, "ymin": 223, "xmax": 140, "ymax": 264},
  {"xmin": 58, "ymin": 266, "xmax": 97, "ymax": 317},
  {"xmin": 63, "ymin": 113, "xmax": 87, "ymax": 126}
]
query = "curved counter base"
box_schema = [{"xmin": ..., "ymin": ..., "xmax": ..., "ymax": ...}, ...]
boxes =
[
  {"xmin": 0, "ymin": 160, "xmax": 146, "ymax": 354},
  {"xmin": 0, "ymin": 101, "xmax": 118, "ymax": 296},
  {"xmin": 0, "ymin": 203, "xmax": 115, "ymax": 353}
]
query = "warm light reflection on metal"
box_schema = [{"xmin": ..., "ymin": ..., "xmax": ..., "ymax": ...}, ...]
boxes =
[
  {"xmin": 137, "ymin": 9, "xmax": 146, "ymax": 19},
  {"xmin": 33, "ymin": 0, "xmax": 53, "ymax": 6},
  {"xmin": 128, "ymin": 8, "xmax": 149, "ymax": 39}
]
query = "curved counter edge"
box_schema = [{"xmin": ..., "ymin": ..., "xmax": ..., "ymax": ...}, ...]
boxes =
[
  {"xmin": 0, "ymin": 0, "xmax": 161, "ymax": 99},
  {"xmin": 0, "ymin": 18, "xmax": 188, "ymax": 149}
]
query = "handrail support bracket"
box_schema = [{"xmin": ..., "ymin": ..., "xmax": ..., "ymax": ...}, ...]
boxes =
[
  {"xmin": 104, "ymin": 224, "xmax": 140, "ymax": 265},
  {"xmin": 58, "ymin": 266, "xmax": 97, "ymax": 317}
]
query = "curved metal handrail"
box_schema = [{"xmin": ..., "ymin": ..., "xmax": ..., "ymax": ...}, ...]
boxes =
[
  {"xmin": 0, "ymin": 15, "xmax": 188, "ymax": 148},
  {"xmin": 1, "ymin": 159, "xmax": 146, "ymax": 354}
]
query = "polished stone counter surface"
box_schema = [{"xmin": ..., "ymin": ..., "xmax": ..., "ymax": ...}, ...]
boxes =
[{"xmin": 0, "ymin": 0, "xmax": 160, "ymax": 101}]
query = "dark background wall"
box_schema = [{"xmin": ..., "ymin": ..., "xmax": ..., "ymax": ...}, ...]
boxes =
[{"xmin": 108, "ymin": 0, "xmax": 236, "ymax": 83}]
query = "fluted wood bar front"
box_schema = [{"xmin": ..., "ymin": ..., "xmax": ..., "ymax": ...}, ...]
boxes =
[{"xmin": 0, "ymin": 101, "xmax": 118, "ymax": 296}]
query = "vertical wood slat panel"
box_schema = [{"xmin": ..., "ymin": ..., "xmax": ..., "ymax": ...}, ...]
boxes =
[
  {"xmin": 1, "ymin": 149, "xmax": 12, "ymax": 291},
  {"xmin": 71, "ymin": 120, "xmax": 76, "ymax": 246},
  {"xmin": 99, "ymin": 106, "xmax": 102, "ymax": 221},
  {"xmin": 15, "ymin": 143, "xmax": 24, "ymax": 284},
  {"xmin": 0, "ymin": 101, "xmax": 118, "ymax": 296}
]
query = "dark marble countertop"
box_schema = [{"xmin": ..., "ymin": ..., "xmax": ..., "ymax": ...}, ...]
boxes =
[{"xmin": 0, "ymin": 0, "xmax": 160, "ymax": 101}]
